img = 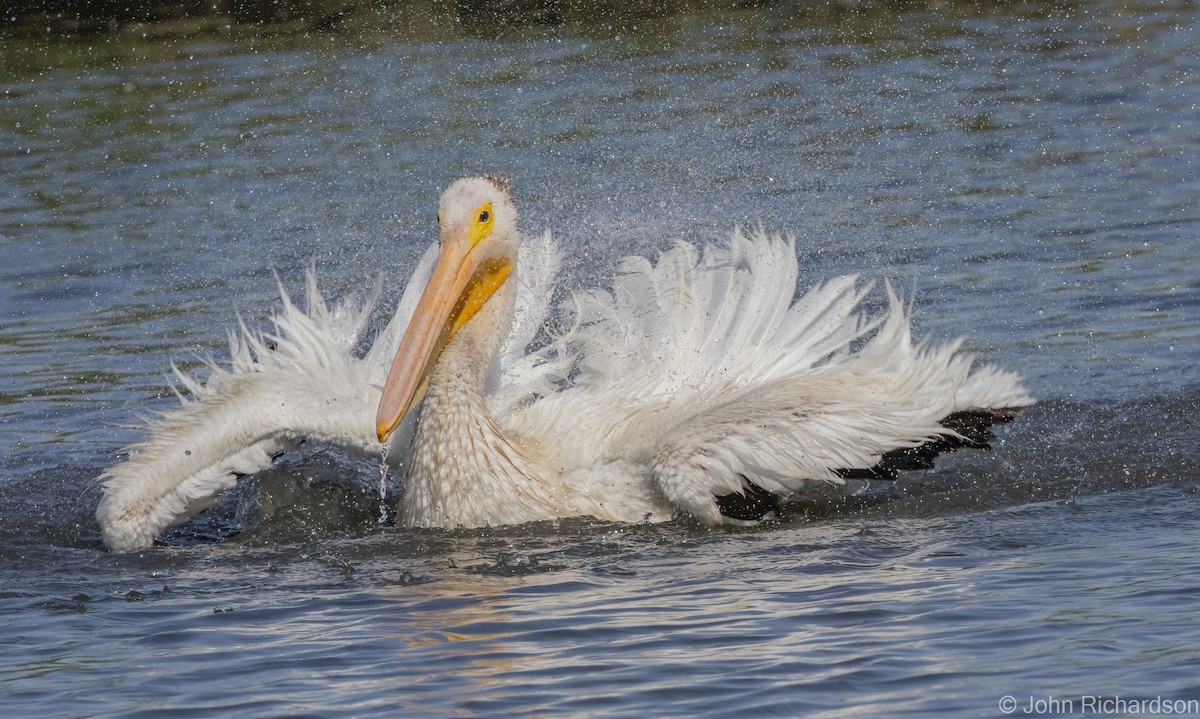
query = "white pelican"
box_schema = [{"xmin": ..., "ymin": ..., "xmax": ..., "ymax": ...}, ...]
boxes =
[{"xmin": 97, "ymin": 176, "xmax": 1033, "ymax": 550}]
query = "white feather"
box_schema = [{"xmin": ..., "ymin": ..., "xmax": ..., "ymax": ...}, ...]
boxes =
[
  {"xmin": 507, "ymin": 227, "xmax": 1032, "ymax": 520},
  {"xmin": 96, "ymin": 248, "xmax": 439, "ymax": 551}
]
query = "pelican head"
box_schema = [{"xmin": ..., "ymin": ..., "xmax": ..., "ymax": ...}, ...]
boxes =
[{"xmin": 375, "ymin": 176, "xmax": 519, "ymax": 443}]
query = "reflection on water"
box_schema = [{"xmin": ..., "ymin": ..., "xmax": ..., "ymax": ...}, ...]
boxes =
[
  {"xmin": 2, "ymin": 1, "xmax": 1199, "ymax": 716},
  {"xmin": 381, "ymin": 572, "xmax": 525, "ymax": 715}
]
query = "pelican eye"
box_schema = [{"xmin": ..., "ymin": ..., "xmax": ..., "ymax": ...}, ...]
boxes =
[{"xmin": 467, "ymin": 202, "xmax": 495, "ymax": 246}]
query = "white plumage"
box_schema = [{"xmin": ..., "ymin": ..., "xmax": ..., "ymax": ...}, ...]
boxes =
[{"xmin": 96, "ymin": 177, "xmax": 1033, "ymax": 550}]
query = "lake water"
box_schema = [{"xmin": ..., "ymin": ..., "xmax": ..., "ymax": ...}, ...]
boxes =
[{"xmin": 2, "ymin": 1, "xmax": 1199, "ymax": 716}]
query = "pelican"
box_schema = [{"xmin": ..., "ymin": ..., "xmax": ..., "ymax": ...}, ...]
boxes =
[{"xmin": 97, "ymin": 176, "xmax": 1033, "ymax": 550}]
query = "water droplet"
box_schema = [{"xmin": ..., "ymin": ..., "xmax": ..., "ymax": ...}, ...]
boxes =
[{"xmin": 378, "ymin": 446, "xmax": 389, "ymax": 525}]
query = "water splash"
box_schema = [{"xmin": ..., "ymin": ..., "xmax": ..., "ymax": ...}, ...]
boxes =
[{"xmin": 378, "ymin": 445, "xmax": 389, "ymax": 525}]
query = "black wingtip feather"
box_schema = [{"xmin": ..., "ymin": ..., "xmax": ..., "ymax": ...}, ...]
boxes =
[
  {"xmin": 835, "ymin": 409, "xmax": 1014, "ymax": 481},
  {"xmin": 716, "ymin": 480, "xmax": 781, "ymax": 522}
]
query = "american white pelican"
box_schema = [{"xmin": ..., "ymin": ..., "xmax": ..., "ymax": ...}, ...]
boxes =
[{"xmin": 97, "ymin": 176, "xmax": 1033, "ymax": 550}]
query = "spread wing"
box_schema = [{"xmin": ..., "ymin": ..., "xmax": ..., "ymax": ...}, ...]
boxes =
[
  {"xmin": 96, "ymin": 243, "xmax": 440, "ymax": 550},
  {"xmin": 506, "ymin": 228, "xmax": 1034, "ymax": 522}
]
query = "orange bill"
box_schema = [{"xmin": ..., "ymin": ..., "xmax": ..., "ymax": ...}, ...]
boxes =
[{"xmin": 375, "ymin": 240, "xmax": 512, "ymax": 443}]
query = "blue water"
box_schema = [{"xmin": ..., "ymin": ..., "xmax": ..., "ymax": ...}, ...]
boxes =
[{"xmin": 2, "ymin": 2, "xmax": 1199, "ymax": 716}]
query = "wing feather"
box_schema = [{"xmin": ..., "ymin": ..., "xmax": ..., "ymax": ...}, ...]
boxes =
[
  {"xmin": 507, "ymin": 226, "xmax": 1033, "ymax": 521},
  {"xmin": 486, "ymin": 230, "xmax": 566, "ymax": 417},
  {"xmin": 97, "ymin": 264, "xmax": 401, "ymax": 550}
]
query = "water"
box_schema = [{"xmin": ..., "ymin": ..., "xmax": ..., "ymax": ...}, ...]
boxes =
[{"xmin": 3, "ymin": 1, "xmax": 1199, "ymax": 716}]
